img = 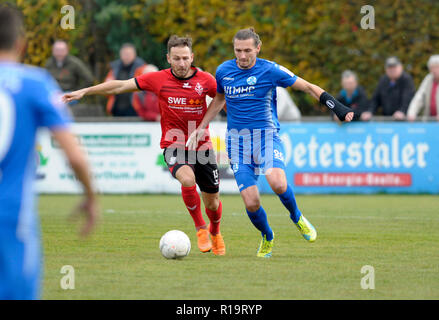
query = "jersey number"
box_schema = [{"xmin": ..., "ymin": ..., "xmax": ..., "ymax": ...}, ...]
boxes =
[{"xmin": 0, "ymin": 89, "xmax": 16, "ymax": 162}]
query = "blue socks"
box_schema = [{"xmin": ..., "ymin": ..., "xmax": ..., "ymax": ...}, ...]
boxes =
[
  {"xmin": 246, "ymin": 206, "xmax": 274, "ymax": 241},
  {"xmin": 278, "ymin": 185, "xmax": 302, "ymax": 223}
]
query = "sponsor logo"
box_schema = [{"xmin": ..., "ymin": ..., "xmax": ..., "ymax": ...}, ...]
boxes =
[
  {"xmin": 326, "ymin": 100, "xmax": 335, "ymax": 109},
  {"xmin": 168, "ymin": 97, "xmax": 187, "ymax": 105},
  {"xmin": 183, "ymin": 82, "xmax": 192, "ymax": 89},
  {"xmin": 223, "ymin": 77, "xmax": 234, "ymax": 81},
  {"xmin": 223, "ymin": 86, "xmax": 255, "ymax": 95},
  {"xmin": 189, "ymin": 99, "xmax": 202, "ymax": 105},
  {"xmin": 247, "ymin": 76, "xmax": 257, "ymax": 85},
  {"xmin": 295, "ymin": 173, "xmax": 412, "ymax": 187},
  {"xmin": 187, "ymin": 205, "xmax": 197, "ymax": 210}
]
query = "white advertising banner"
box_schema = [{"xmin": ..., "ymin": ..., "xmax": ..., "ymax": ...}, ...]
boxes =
[{"xmin": 35, "ymin": 122, "xmax": 239, "ymax": 194}]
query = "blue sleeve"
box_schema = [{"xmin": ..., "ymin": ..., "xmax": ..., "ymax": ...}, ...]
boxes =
[
  {"xmin": 33, "ymin": 71, "xmax": 71, "ymax": 129},
  {"xmin": 215, "ymin": 66, "xmax": 224, "ymax": 94},
  {"xmin": 271, "ymin": 63, "xmax": 298, "ymax": 88}
]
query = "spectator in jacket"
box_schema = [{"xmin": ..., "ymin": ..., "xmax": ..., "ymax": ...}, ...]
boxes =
[
  {"xmin": 407, "ymin": 55, "xmax": 439, "ymax": 121},
  {"xmin": 361, "ymin": 57, "xmax": 415, "ymax": 121},
  {"xmin": 44, "ymin": 39, "xmax": 94, "ymax": 92},
  {"xmin": 132, "ymin": 64, "xmax": 160, "ymax": 121},
  {"xmin": 335, "ymin": 70, "xmax": 369, "ymax": 121},
  {"xmin": 104, "ymin": 43, "xmax": 146, "ymax": 116}
]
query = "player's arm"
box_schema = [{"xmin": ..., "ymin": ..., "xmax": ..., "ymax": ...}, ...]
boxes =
[
  {"xmin": 291, "ymin": 77, "xmax": 354, "ymax": 122},
  {"xmin": 63, "ymin": 78, "xmax": 139, "ymax": 103},
  {"xmin": 51, "ymin": 128, "xmax": 99, "ymax": 237},
  {"xmin": 186, "ymin": 93, "xmax": 226, "ymax": 150}
]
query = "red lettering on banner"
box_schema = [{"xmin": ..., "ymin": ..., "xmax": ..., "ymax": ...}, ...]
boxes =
[{"xmin": 294, "ymin": 173, "xmax": 412, "ymax": 187}]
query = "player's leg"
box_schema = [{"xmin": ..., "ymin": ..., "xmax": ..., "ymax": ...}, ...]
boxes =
[
  {"xmin": 265, "ymin": 167, "xmax": 301, "ymax": 222},
  {"xmin": 195, "ymin": 149, "xmax": 225, "ymax": 255},
  {"xmin": 0, "ymin": 227, "xmax": 41, "ymax": 300},
  {"xmin": 265, "ymin": 168, "xmax": 317, "ymax": 242},
  {"xmin": 163, "ymin": 148, "xmax": 211, "ymax": 252},
  {"xmin": 174, "ymin": 165, "xmax": 212, "ymax": 252},
  {"xmin": 233, "ymin": 164, "xmax": 274, "ymax": 258},
  {"xmin": 201, "ymin": 192, "xmax": 225, "ymax": 255},
  {"xmin": 201, "ymin": 191, "xmax": 221, "ymax": 235}
]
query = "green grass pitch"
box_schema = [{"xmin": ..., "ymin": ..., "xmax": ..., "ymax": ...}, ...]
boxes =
[{"xmin": 39, "ymin": 194, "xmax": 439, "ymax": 299}]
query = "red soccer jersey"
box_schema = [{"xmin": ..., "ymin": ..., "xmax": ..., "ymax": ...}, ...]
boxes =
[{"xmin": 135, "ymin": 67, "xmax": 216, "ymax": 150}]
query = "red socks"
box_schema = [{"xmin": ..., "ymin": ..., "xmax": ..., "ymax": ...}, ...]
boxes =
[
  {"xmin": 206, "ymin": 201, "xmax": 222, "ymax": 235},
  {"xmin": 181, "ymin": 185, "xmax": 206, "ymax": 229},
  {"xmin": 181, "ymin": 185, "xmax": 222, "ymax": 235}
]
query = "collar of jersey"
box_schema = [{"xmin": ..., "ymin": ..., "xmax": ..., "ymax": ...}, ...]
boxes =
[
  {"xmin": 234, "ymin": 58, "xmax": 259, "ymax": 71},
  {"xmin": 170, "ymin": 66, "xmax": 198, "ymax": 81}
]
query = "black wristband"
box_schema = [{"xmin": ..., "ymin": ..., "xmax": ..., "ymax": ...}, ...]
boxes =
[{"xmin": 319, "ymin": 91, "xmax": 354, "ymax": 121}]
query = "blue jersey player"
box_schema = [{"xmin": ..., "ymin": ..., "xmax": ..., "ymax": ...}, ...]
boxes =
[
  {"xmin": 188, "ymin": 28, "xmax": 354, "ymax": 258},
  {"xmin": 0, "ymin": 4, "xmax": 98, "ymax": 299}
]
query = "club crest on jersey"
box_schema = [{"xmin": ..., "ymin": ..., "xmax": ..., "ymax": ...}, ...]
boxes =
[
  {"xmin": 247, "ymin": 76, "xmax": 257, "ymax": 85},
  {"xmin": 195, "ymin": 82, "xmax": 203, "ymax": 96},
  {"xmin": 183, "ymin": 82, "xmax": 192, "ymax": 89}
]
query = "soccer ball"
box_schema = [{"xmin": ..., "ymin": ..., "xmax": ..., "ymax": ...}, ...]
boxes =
[{"xmin": 159, "ymin": 230, "xmax": 191, "ymax": 259}]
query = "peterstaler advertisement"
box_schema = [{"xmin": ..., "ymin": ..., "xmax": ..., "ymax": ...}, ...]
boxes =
[
  {"xmin": 35, "ymin": 122, "xmax": 439, "ymax": 194},
  {"xmin": 258, "ymin": 122, "xmax": 439, "ymax": 194}
]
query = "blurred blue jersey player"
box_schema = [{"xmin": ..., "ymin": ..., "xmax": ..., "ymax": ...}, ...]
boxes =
[
  {"xmin": 188, "ymin": 28, "xmax": 354, "ymax": 258},
  {"xmin": 0, "ymin": 4, "xmax": 99, "ymax": 299}
]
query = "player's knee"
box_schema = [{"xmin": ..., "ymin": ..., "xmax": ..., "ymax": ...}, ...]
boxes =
[
  {"xmin": 205, "ymin": 198, "xmax": 219, "ymax": 211},
  {"xmin": 179, "ymin": 176, "xmax": 196, "ymax": 187},
  {"xmin": 245, "ymin": 199, "xmax": 261, "ymax": 213},
  {"xmin": 271, "ymin": 182, "xmax": 287, "ymax": 195}
]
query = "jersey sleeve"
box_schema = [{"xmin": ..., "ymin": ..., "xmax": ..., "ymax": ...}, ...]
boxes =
[
  {"xmin": 271, "ymin": 63, "xmax": 298, "ymax": 88},
  {"xmin": 135, "ymin": 71, "xmax": 160, "ymax": 93},
  {"xmin": 34, "ymin": 71, "xmax": 71, "ymax": 130},
  {"xmin": 205, "ymin": 72, "xmax": 217, "ymax": 98},
  {"xmin": 215, "ymin": 66, "xmax": 224, "ymax": 94}
]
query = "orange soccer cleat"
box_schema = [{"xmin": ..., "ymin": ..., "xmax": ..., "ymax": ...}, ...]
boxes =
[
  {"xmin": 210, "ymin": 233, "xmax": 226, "ymax": 256},
  {"xmin": 196, "ymin": 228, "xmax": 212, "ymax": 253}
]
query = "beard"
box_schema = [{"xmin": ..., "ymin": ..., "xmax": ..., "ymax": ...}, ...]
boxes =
[{"xmin": 172, "ymin": 66, "xmax": 191, "ymax": 78}]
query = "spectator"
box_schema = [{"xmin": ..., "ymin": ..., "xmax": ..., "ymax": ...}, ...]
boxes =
[
  {"xmin": 407, "ymin": 55, "xmax": 439, "ymax": 121},
  {"xmin": 132, "ymin": 64, "xmax": 160, "ymax": 121},
  {"xmin": 335, "ymin": 70, "xmax": 369, "ymax": 121},
  {"xmin": 362, "ymin": 57, "xmax": 415, "ymax": 121},
  {"xmin": 276, "ymin": 87, "xmax": 301, "ymax": 120},
  {"xmin": 105, "ymin": 43, "xmax": 146, "ymax": 116},
  {"xmin": 44, "ymin": 39, "xmax": 94, "ymax": 92}
]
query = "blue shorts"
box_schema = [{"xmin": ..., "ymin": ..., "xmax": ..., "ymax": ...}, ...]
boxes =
[
  {"xmin": 226, "ymin": 129, "xmax": 286, "ymax": 192},
  {"xmin": 0, "ymin": 226, "xmax": 41, "ymax": 300}
]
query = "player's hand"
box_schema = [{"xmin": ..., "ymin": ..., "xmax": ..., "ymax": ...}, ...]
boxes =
[
  {"xmin": 62, "ymin": 89, "xmax": 86, "ymax": 103},
  {"xmin": 69, "ymin": 195, "xmax": 100, "ymax": 238},
  {"xmin": 186, "ymin": 128, "xmax": 205, "ymax": 150},
  {"xmin": 344, "ymin": 111, "xmax": 354, "ymax": 122}
]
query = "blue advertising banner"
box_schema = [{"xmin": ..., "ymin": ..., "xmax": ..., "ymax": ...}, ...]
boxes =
[{"xmin": 257, "ymin": 122, "xmax": 439, "ymax": 194}]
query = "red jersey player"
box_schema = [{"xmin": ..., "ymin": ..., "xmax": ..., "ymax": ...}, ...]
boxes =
[{"xmin": 63, "ymin": 36, "xmax": 225, "ymax": 255}]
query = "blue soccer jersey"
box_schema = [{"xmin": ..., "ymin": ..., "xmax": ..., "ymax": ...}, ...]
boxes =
[
  {"xmin": 216, "ymin": 58, "xmax": 297, "ymax": 191},
  {"xmin": 216, "ymin": 58, "xmax": 297, "ymax": 131},
  {"xmin": 0, "ymin": 61, "xmax": 70, "ymax": 299}
]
